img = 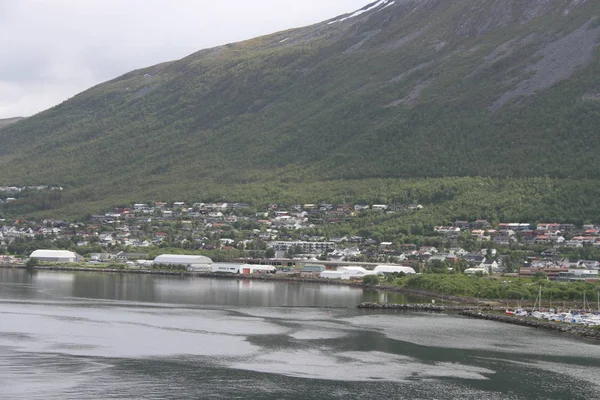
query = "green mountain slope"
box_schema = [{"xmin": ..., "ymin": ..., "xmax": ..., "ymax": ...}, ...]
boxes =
[
  {"xmin": 0, "ymin": 117, "xmax": 24, "ymax": 130},
  {"xmin": 2, "ymin": 0, "xmax": 600, "ymax": 215}
]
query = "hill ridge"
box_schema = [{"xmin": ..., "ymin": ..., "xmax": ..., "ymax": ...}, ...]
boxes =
[{"xmin": 1, "ymin": 0, "xmax": 600, "ymax": 215}]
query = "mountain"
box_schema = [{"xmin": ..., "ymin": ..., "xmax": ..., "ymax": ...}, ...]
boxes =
[
  {"xmin": 0, "ymin": 117, "xmax": 25, "ymax": 130},
  {"xmin": 2, "ymin": 0, "xmax": 600, "ymax": 215}
]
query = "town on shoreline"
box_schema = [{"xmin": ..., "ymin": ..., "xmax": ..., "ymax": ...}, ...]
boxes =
[{"xmin": 1, "ymin": 198, "xmax": 600, "ymax": 306}]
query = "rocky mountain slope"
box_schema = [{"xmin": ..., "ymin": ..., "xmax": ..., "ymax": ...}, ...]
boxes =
[{"xmin": 1, "ymin": 0, "xmax": 600, "ymax": 210}]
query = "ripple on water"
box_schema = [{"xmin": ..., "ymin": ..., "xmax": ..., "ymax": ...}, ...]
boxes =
[
  {"xmin": 340, "ymin": 313, "xmax": 600, "ymax": 358},
  {"xmin": 228, "ymin": 348, "xmax": 495, "ymax": 382}
]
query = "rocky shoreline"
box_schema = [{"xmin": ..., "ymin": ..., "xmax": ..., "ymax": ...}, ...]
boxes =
[
  {"xmin": 357, "ymin": 302, "xmax": 600, "ymax": 340},
  {"xmin": 458, "ymin": 310, "xmax": 600, "ymax": 339},
  {"xmin": 357, "ymin": 302, "xmax": 487, "ymax": 312}
]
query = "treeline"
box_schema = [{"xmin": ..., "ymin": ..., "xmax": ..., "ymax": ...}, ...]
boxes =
[
  {"xmin": 5, "ymin": 176, "xmax": 600, "ymax": 224},
  {"xmin": 400, "ymin": 274, "xmax": 600, "ymax": 303}
]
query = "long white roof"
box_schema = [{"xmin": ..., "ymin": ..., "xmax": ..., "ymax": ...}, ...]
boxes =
[
  {"xmin": 30, "ymin": 249, "xmax": 77, "ymax": 258},
  {"xmin": 153, "ymin": 254, "xmax": 213, "ymax": 264},
  {"xmin": 374, "ymin": 265, "xmax": 416, "ymax": 274}
]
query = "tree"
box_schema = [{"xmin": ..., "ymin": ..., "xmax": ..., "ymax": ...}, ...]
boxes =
[
  {"xmin": 26, "ymin": 257, "xmax": 39, "ymax": 268},
  {"xmin": 533, "ymin": 271, "xmax": 547, "ymax": 281},
  {"xmin": 362, "ymin": 275, "xmax": 380, "ymax": 285},
  {"xmin": 264, "ymin": 248, "xmax": 275, "ymax": 258}
]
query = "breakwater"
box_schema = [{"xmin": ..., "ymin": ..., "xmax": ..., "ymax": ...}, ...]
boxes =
[
  {"xmin": 357, "ymin": 302, "xmax": 488, "ymax": 312},
  {"xmin": 459, "ymin": 310, "xmax": 600, "ymax": 340}
]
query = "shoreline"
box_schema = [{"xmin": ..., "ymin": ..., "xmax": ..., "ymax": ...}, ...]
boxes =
[
  {"xmin": 3, "ymin": 264, "xmax": 599, "ymax": 340},
  {"xmin": 459, "ymin": 310, "xmax": 600, "ymax": 340},
  {"xmin": 0, "ymin": 264, "xmax": 476, "ymax": 304},
  {"xmin": 357, "ymin": 302, "xmax": 600, "ymax": 341}
]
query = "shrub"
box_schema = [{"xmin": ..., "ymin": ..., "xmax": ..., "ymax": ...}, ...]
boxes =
[{"xmin": 362, "ymin": 275, "xmax": 380, "ymax": 285}]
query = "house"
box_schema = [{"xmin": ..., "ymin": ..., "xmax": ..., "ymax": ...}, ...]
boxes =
[
  {"xmin": 90, "ymin": 252, "xmax": 114, "ymax": 262},
  {"xmin": 479, "ymin": 259, "xmax": 498, "ymax": 273},
  {"xmin": 464, "ymin": 254, "xmax": 486, "ymax": 264},
  {"xmin": 464, "ymin": 267, "xmax": 488, "ymax": 275},
  {"xmin": 471, "ymin": 230, "xmax": 489, "ymax": 240},
  {"xmin": 493, "ymin": 235, "xmax": 515, "ymax": 245},
  {"xmin": 419, "ymin": 246, "xmax": 438, "ymax": 254},
  {"xmin": 560, "ymin": 258, "xmax": 581, "ymax": 268},
  {"xmin": 372, "ymin": 205, "xmax": 388, "ymax": 211},
  {"xmin": 473, "ymin": 220, "xmax": 491, "ymax": 228},
  {"xmin": 564, "ymin": 241, "xmax": 583, "ymax": 248},
  {"xmin": 541, "ymin": 248, "xmax": 560, "ymax": 257},
  {"xmin": 534, "ymin": 235, "xmax": 550, "ymax": 244},
  {"xmin": 578, "ymin": 260, "xmax": 600, "ymax": 270},
  {"xmin": 537, "ymin": 223, "xmax": 561, "ymax": 232},
  {"xmin": 329, "ymin": 247, "xmax": 361, "ymax": 259},
  {"xmin": 429, "ymin": 253, "xmax": 459, "ymax": 263},
  {"xmin": 559, "ymin": 223, "xmax": 576, "ymax": 232},
  {"xmin": 434, "ymin": 226, "xmax": 461, "ymax": 235},
  {"xmin": 449, "ymin": 248, "xmax": 468, "ymax": 257}
]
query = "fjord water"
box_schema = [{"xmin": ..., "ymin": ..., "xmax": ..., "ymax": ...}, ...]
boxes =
[{"xmin": 1, "ymin": 269, "xmax": 599, "ymax": 400}]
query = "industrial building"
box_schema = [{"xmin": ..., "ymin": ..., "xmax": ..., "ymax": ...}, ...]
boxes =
[
  {"xmin": 269, "ymin": 241, "xmax": 334, "ymax": 254},
  {"xmin": 152, "ymin": 254, "xmax": 213, "ymax": 272},
  {"xmin": 211, "ymin": 264, "xmax": 276, "ymax": 274},
  {"xmin": 29, "ymin": 249, "xmax": 81, "ymax": 263},
  {"xmin": 557, "ymin": 269, "xmax": 599, "ymax": 282}
]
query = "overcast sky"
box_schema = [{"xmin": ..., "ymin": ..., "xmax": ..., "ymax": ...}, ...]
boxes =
[{"xmin": 0, "ymin": 0, "xmax": 370, "ymax": 118}]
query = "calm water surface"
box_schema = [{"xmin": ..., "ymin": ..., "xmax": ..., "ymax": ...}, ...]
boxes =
[{"xmin": 1, "ymin": 269, "xmax": 599, "ymax": 399}]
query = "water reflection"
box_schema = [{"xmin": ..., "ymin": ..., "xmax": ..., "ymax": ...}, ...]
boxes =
[
  {"xmin": 1, "ymin": 269, "xmax": 600, "ymax": 400},
  {"xmin": 71, "ymin": 273, "xmax": 157, "ymax": 302},
  {"xmin": 0, "ymin": 269, "xmax": 385, "ymax": 307}
]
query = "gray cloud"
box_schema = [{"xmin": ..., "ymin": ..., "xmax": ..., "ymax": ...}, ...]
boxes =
[{"xmin": 0, "ymin": 0, "xmax": 369, "ymax": 118}]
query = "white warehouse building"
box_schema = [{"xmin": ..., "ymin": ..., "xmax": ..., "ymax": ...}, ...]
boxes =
[
  {"xmin": 29, "ymin": 249, "xmax": 81, "ymax": 263},
  {"xmin": 320, "ymin": 266, "xmax": 378, "ymax": 280},
  {"xmin": 153, "ymin": 254, "xmax": 213, "ymax": 272},
  {"xmin": 373, "ymin": 265, "xmax": 416, "ymax": 275}
]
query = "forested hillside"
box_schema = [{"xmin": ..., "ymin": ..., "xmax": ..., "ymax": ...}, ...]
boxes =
[
  {"xmin": 2, "ymin": 0, "xmax": 600, "ymax": 217},
  {"xmin": 0, "ymin": 117, "xmax": 24, "ymax": 130}
]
